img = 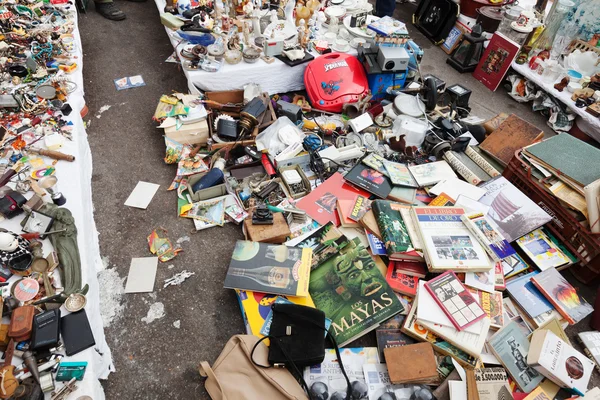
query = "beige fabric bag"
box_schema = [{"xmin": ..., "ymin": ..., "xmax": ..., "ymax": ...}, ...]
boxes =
[{"xmin": 198, "ymin": 335, "xmax": 309, "ymax": 400}]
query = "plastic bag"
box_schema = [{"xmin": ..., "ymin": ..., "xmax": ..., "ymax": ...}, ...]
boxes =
[{"xmin": 255, "ymin": 116, "xmax": 305, "ymax": 156}]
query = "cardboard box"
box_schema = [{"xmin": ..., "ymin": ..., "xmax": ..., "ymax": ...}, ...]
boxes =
[
  {"xmin": 243, "ymin": 212, "xmax": 291, "ymax": 243},
  {"xmin": 164, "ymin": 119, "xmax": 209, "ymax": 145}
]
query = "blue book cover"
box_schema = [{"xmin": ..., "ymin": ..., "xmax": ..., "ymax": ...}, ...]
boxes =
[
  {"xmin": 506, "ymin": 271, "xmax": 554, "ymax": 318},
  {"xmin": 367, "ymin": 232, "xmax": 388, "ymax": 256}
]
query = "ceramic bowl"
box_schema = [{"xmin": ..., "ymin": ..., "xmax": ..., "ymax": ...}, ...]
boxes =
[
  {"xmin": 325, "ymin": 5, "xmax": 346, "ymax": 23},
  {"xmin": 243, "ymin": 47, "xmax": 261, "ymax": 63},
  {"xmin": 207, "ymin": 43, "xmax": 225, "ymax": 57},
  {"xmin": 224, "ymin": 49, "xmax": 242, "ymax": 65},
  {"xmin": 567, "ymin": 81, "xmax": 583, "ymax": 93}
]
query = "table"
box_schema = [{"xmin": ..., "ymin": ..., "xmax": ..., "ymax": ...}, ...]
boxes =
[
  {"xmin": 0, "ymin": 5, "xmax": 112, "ymax": 399},
  {"xmin": 154, "ymin": 0, "xmax": 357, "ymax": 95},
  {"xmin": 512, "ymin": 61, "xmax": 600, "ymax": 141}
]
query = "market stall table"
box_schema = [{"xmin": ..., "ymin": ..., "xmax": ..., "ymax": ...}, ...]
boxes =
[{"xmin": 512, "ymin": 61, "xmax": 600, "ymax": 141}]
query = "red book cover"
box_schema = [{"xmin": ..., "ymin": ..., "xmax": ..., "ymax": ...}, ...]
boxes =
[
  {"xmin": 296, "ymin": 173, "xmax": 370, "ymax": 226},
  {"xmin": 494, "ymin": 262, "xmax": 506, "ymax": 291},
  {"xmin": 388, "ymin": 260, "xmax": 427, "ymax": 278},
  {"xmin": 386, "ymin": 264, "xmax": 419, "ymax": 296},
  {"xmin": 424, "ymin": 271, "xmax": 487, "ymax": 331},
  {"xmin": 472, "ymin": 31, "xmax": 520, "ymax": 91}
]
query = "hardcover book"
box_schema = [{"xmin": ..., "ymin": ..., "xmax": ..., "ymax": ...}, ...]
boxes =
[
  {"xmin": 375, "ymin": 315, "xmax": 415, "ymax": 361},
  {"xmin": 443, "ymin": 151, "xmax": 487, "ymax": 185},
  {"xmin": 528, "ymin": 329, "xmax": 595, "ymax": 393},
  {"xmin": 474, "ymin": 367, "xmax": 511, "ymax": 400},
  {"xmin": 359, "ymin": 210, "xmax": 382, "ymax": 240},
  {"xmin": 387, "ymin": 186, "xmax": 417, "ymax": 204},
  {"xmin": 472, "ymin": 32, "xmax": 520, "ymax": 92},
  {"xmin": 530, "ymin": 268, "xmax": 594, "ymax": 325},
  {"xmin": 388, "ymin": 260, "xmax": 427, "ymax": 279},
  {"xmin": 367, "ymin": 232, "xmax": 388, "ymax": 256},
  {"xmin": 412, "ymin": 207, "xmax": 493, "ymax": 272},
  {"xmin": 424, "ymin": 271, "xmax": 487, "ymax": 331},
  {"xmin": 505, "ymin": 271, "xmax": 554, "ymax": 319},
  {"xmin": 224, "ymin": 241, "xmax": 312, "ymax": 297},
  {"xmin": 577, "ymin": 331, "xmax": 600, "ymax": 373},
  {"xmin": 487, "ymin": 321, "xmax": 544, "ymax": 392},
  {"xmin": 349, "ymin": 195, "xmax": 372, "ymax": 222},
  {"xmin": 478, "ymin": 176, "xmax": 552, "ymax": 243},
  {"xmin": 385, "ymin": 264, "xmax": 418, "ymax": 297},
  {"xmin": 384, "ymin": 343, "xmax": 438, "ymax": 384},
  {"xmin": 408, "ymin": 161, "xmax": 457, "ymax": 187},
  {"xmin": 372, "ymin": 200, "xmax": 413, "ymax": 259},
  {"xmin": 398, "ymin": 207, "xmax": 422, "ymax": 252},
  {"xmin": 308, "ymin": 239, "xmax": 404, "ymax": 346},
  {"xmin": 516, "ymin": 229, "xmax": 570, "ymax": 271},
  {"xmin": 383, "ymin": 160, "xmax": 418, "ymax": 187},
  {"xmin": 468, "ymin": 288, "xmax": 504, "ymax": 329},
  {"xmin": 461, "ymin": 212, "xmax": 516, "ymax": 262},
  {"xmin": 345, "ymin": 163, "xmax": 393, "ymax": 199}
]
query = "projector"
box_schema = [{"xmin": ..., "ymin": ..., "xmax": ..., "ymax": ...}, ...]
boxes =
[{"xmin": 376, "ymin": 46, "xmax": 409, "ymax": 72}]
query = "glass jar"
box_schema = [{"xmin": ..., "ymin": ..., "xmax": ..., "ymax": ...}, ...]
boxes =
[
  {"xmin": 497, "ymin": 5, "xmax": 523, "ymax": 37},
  {"xmin": 530, "ymin": 0, "xmax": 575, "ymax": 58}
]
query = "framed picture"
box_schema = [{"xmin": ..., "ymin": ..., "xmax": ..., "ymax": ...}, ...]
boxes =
[{"xmin": 442, "ymin": 23, "xmax": 465, "ymax": 55}]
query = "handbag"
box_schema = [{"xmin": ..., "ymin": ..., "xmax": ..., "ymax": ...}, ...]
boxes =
[
  {"xmin": 251, "ymin": 303, "xmax": 352, "ymax": 400},
  {"xmin": 198, "ymin": 334, "xmax": 308, "ymax": 400}
]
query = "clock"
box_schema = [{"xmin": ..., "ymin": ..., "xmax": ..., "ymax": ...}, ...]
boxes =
[{"xmin": 22, "ymin": 211, "xmax": 54, "ymax": 236}]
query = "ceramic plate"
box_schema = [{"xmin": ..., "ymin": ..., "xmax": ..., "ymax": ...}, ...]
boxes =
[
  {"xmin": 343, "ymin": 14, "xmax": 378, "ymax": 38},
  {"xmin": 325, "ymin": 5, "xmax": 346, "ymax": 20},
  {"xmin": 263, "ymin": 20, "xmax": 297, "ymax": 39}
]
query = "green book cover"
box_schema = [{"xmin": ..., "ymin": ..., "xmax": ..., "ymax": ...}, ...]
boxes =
[
  {"xmin": 372, "ymin": 200, "xmax": 412, "ymax": 257},
  {"xmin": 309, "ymin": 239, "xmax": 404, "ymax": 347}
]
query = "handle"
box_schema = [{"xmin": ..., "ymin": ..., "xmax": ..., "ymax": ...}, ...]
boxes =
[
  {"xmin": 35, "ymin": 149, "xmax": 75, "ymax": 162},
  {"xmin": 198, "ymin": 361, "xmax": 228, "ymax": 400}
]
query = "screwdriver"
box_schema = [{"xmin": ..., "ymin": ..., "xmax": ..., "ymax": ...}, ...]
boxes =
[{"xmin": 21, "ymin": 229, "xmax": 67, "ymax": 240}]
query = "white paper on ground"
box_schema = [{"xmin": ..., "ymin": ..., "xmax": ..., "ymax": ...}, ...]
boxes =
[
  {"xmin": 124, "ymin": 181, "xmax": 160, "ymax": 209},
  {"xmin": 448, "ymin": 380, "xmax": 467, "ymax": 400},
  {"xmin": 125, "ymin": 257, "xmax": 159, "ymax": 293},
  {"xmin": 430, "ymin": 178, "xmax": 486, "ymax": 201}
]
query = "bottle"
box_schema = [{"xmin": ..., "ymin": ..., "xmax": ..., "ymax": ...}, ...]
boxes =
[
  {"xmin": 191, "ymin": 158, "xmax": 225, "ymax": 193},
  {"xmin": 229, "ymin": 265, "xmax": 292, "ymax": 289}
]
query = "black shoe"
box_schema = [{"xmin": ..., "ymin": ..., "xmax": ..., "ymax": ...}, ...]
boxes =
[{"xmin": 96, "ymin": 2, "xmax": 126, "ymax": 20}]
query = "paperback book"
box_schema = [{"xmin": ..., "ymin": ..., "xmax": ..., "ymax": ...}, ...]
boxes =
[
  {"xmin": 289, "ymin": 222, "xmax": 349, "ymax": 270},
  {"xmin": 309, "ymin": 239, "xmax": 404, "ymax": 346},
  {"xmin": 516, "ymin": 229, "xmax": 570, "ymax": 271},
  {"xmin": 372, "ymin": 200, "xmax": 413, "ymax": 260},
  {"xmin": 382, "ymin": 160, "xmax": 418, "ymax": 187},
  {"xmin": 375, "ymin": 314, "xmax": 415, "ymax": 361},
  {"xmin": 367, "ymin": 232, "xmax": 388, "ymax": 256},
  {"xmin": 385, "ymin": 264, "xmax": 419, "ymax": 297},
  {"xmin": 408, "ymin": 161, "xmax": 457, "ymax": 187},
  {"xmin": 505, "ymin": 271, "xmax": 554, "ymax": 319},
  {"xmin": 461, "ymin": 211, "xmax": 516, "ymax": 262},
  {"xmin": 577, "ymin": 331, "xmax": 600, "ymax": 372},
  {"xmin": 345, "ymin": 163, "xmax": 393, "ymax": 199},
  {"xmin": 224, "ymin": 241, "xmax": 312, "ymax": 297},
  {"xmin": 468, "ymin": 288, "xmax": 504, "ymax": 329},
  {"xmin": 474, "ymin": 367, "xmax": 511, "ymax": 400}
]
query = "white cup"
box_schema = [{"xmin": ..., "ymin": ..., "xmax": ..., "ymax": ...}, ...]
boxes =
[
  {"xmin": 350, "ymin": 37, "xmax": 366, "ymax": 48},
  {"xmin": 324, "ymin": 32, "xmax": 337, "ymax": 45},
  {"xmin": 334, "ymin": 38, "xmax": 350, "ymax": 52},
  {"xmin": 338, "ymin": 27, "xmax": 351, "ymax": 40}
]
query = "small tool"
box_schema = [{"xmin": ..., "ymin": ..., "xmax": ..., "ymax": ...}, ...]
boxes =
[{"xmin": 20, "ymin": 229, "xmax": 67, "ymax": 240}]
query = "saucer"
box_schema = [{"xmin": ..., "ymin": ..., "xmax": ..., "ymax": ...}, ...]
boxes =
[{"xmin": 332, "ymin": 45, "xmax": 350, "ymax": 53}]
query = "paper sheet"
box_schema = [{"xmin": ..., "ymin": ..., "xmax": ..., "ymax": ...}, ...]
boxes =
[
  {"xmin": 125, "ymin": 257, "xmax": 159, "ymax": 293},
  {"xmin": 430, "ymin": 178, "xmax": 486, "ymax": 201},
  {"xmin": 124, "ymin": 181, "xmax": 160, "ymax": 209}
]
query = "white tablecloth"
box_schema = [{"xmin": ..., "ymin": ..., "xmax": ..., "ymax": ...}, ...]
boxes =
[
  {"xmin": 512, "ymin": 62, "xmax": 600, "ymax": 140},
  {"xmin": 1, "ymin": 5, "xmax": 112, "ymax": 399}
]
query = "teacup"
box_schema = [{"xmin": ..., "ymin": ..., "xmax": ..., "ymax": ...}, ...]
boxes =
[
  {"xmin": 350, "ymin": 37, "xmax": 366, "ymax": 48},
  {"xmin": 338, "ymin": 27, "xmax": 351, "ymax": 41},
  {"xmin": 334, "ymin": 38, "xmax": 350, "ymax": 52},
  {"xmin": 324, "ymin": 32, "xmax": 337, "ymax": 45}
]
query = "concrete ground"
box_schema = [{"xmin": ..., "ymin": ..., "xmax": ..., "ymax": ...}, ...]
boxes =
[{"xmin": 78, "ymin": 1, "xmax": 597, "ymax": 399}]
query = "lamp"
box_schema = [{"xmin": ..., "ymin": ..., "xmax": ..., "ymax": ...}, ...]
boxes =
[{"xmin": 447, "ymin": 24, "xmax": 486, "ymax": 73}]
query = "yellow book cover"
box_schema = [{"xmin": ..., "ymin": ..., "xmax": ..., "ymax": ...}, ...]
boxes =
[
  {"xmin": 236, "ymin": 289, "xmax": 316, "ymax": 338},
  {"xmin": 523, "ymin": 386, "xmax": 552, "ymax": 400}
]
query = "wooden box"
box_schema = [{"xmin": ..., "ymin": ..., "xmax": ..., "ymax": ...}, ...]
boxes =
[{"xmin": 243, "ymin": 212, "xmax": 291, "ymax": 244}]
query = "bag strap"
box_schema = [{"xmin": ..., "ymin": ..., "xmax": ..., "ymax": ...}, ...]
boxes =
[{"xmin": 198, "ymin": 361, "xmax": 228, "ymax": 400}]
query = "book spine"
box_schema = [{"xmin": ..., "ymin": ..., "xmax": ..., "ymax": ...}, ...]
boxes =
[
  {"xmin": 465, "ymin": 146, "xmax": 501, "ymax": 177},
  {"xmin": 530, "ymin": 278, "xmax": 576, "ymax": 325},
  {"xmin": 460, "ymin": 215, "xmax": 501, "ymax": 263},
  {"xmin": 443, "ymin": 152, "xmax": 482, "ymax": 186},
  {"xmin": 581, "ymin": 347, "xmax": 600, "ymax": 373},
  {"xmin": 373, "ymin": 201, "xmax": 395, "ymax": 256},
  {"xmin": 411, "ymin": 208, "xmax": 433, "ymax": 272},
  {"xmin": 400, "ymin": 208, "xmax": 422, "ymax": 251}
]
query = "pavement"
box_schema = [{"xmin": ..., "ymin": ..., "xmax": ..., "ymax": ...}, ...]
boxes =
[{"xmin": 78, "ymin": 1, "xmax": 597, "ymax": 399}]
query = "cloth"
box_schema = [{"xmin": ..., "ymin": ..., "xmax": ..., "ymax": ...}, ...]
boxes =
[{"xmin": 375, "ymin": 0, "xmax": 396, "ymax": 17}]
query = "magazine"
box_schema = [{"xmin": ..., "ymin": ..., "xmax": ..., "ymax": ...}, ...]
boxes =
[
  {"xmin": 474, "ymin": 367, "xmax": 511, "ymax": 400},
  {"xmin": 363, "ymin": 363, "xmax": 430, "ymax": 400}
]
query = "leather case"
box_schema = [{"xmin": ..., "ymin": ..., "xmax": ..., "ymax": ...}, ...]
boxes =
[
  {"xmin": 31, "ymin": 309, "xmax": 61, "ymax": 350},
  {"xmin": 8, "ymin": 305, "xmax": 35, "ymax": 342},
  {"xmin": 61, "ymin": 310, "xmax": 95, "ymax": 356}
]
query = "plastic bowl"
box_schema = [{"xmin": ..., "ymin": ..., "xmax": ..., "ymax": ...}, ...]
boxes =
[{"xmin": 567, "ymin": 69, "xmax": 583, "ymax": 82}]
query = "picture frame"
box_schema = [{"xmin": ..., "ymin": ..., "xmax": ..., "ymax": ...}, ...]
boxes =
[{"xmin": 442, "ymin": 23, "xmax": 465, "ymax": 55}]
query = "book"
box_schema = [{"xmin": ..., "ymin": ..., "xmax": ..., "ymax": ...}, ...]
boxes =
[
  {"xmin": 534, "ymin": 317, "xmax": 570, "ymax": 344},
  {"xmin": 235, "ymin": 290, "xmax": 316, "ymax": 338},
  {"xmin": 387, "ymin": 185, "xmax": 417, "ymax": 204},
  {"xmin": 224, "ymin": 241, "xmax": 312, "ymax": 297},
  {"xmin": 465, "ymin": 146, "xmax": 501, "ymax": 177},
  {"xmin": 412, "ymin": 207, "xmax": 493, "ymax": 272},
  {"xmin": 523, "ymin": 386, "xmax": 552, "ymax": 400},
  {"xmin": 384, "ymin": 343, "xmax": 438, "ymax": 384},
  {"xmin": 530, "ymin": 268, "xmax": 594, "ymax": 325},
  {"xmin": 382, "ymin": 160, "xmax": 418, "ymax": 187},
  {"xmin": 287, "ymin": 222, "xmax": 349, "ymax": 270},
  {"xmin": 443, "ymin": 151, "xmax": 488, "ymax": 185},
  {"xmin": 359, "ymin": 210, "xmax": 382, "ymax": 240},
  {"xmin": 461, "ymin": 212, "xmax": 516, "ymax": 262},
  {"xmin": 473, "ymin": 32, "xmax": 520, "ymax": 92},
  {"xmin": 388, "ymin": 260, "xmax": 427, "ymax": 279},
  {"xmin": 429, "ymin": 178, "xmax": 486, "ymax": 203},
  {"xmin": 505, "ymin": 271, "xmax": 554, "ymax": 319},
  {"xmin": 448, "ymin": 380, "xmax": 467, "ymax": 400},
  {"xmin": 465, "ymin": 268, "xmax": 495, "ymax": 293},
  {"xmin": 474, "ymin": 367, "xmax": 511, "ymax": 400},
  {"xmin": 308, "ymin": 239, "xmax": 404, "ymax": 346},
  {"xmin": 372, "ymin": 200, "xmax": 413, "ymax": 260},
  {"xmin": 345, "ymin": 163, "xmax": 393, "ymax": 199},
  {"xmin": 297, "ymin": 172, "xmax": 370, "ymax": 226},
  {"xmin": 487, "ymin": 320, "xmax": 544, "ymax": 392},
  {"xmin": 408, "ymin": 161, "xmax": 457, "ymax": 187},
  {"xmin": 349, "ymin": 195, "xmax": 372, "ymax": 222},
  {"xmin": 398, "ymin": 207, "xmax": 422, "ymax": 252},
  {"xmin": 362, "ymin": 153, "xmax": 388, "ymax": 174},
  {"xmin": 304, "ymin": 347, "xmax": 379, "ymax": 399},
  {"xmin": 429, "ymin": 193, "xmax": 455, "ymax": 207},
  {"xmin": 468, "ymin": 288, "xmax": 504, "ymax": 329},
  {"xmin": 424, "ymin": 271, "xmax": 487, "ymax": 331},
  {"xmin": 503, "ymin": 254, "xmax": 531, "ymax": 279},
  {"xmin": 385, "ymin": 264, "xmax": 418, "ymax": 296},
  {"xmin": 367, "ymin": 232, "xmax": 387, "ymax": 256},
  {"xmin": 516, "ymin": 229, "xmax": 570, "ymax": 271},
  {"xmin": 375, "ymin": 315, "xmax": 415, "ymax": 361},
  {"xmin": 577, "ymin": 331, "xmax": 600, "ymax": 373},
  {"xmin": 478, "ymin": 176, "xmax": 552, "ymax": 243},
  {"xmin": 337, "ymin": 199, "xmax": 360, "ymax": 228},
  {"xmin": 494, "ymin": 262, "xmax": 506, "ymax": 291},
  {"xmin": 527, "ymin": 329, "xmax": 595, "ymax": 393},
  {"xmin": 367, "ymin": 16, "xmax": 409, "ymax": 36},
  {"xmin": 363, "ymin": 363, "xmax": 413, "ymax": 400}
]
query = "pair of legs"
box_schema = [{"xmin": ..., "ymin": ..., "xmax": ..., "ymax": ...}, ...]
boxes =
[{"xmin": 94, "ymin": 0, "xmax": 146, "ymax": 21}]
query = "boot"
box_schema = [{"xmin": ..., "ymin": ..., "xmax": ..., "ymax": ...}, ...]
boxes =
[{"xmin": 96, "ymin": 2, "xmax": 126, "ymax": 20}]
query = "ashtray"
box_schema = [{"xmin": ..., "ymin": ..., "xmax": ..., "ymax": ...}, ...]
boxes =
[
  {"xmin": 224, "ymin": 49, "xmax": 242, "ymax": 64},
  {"xmin": 243, "ymin": 47, "xmax": 261, "ymax": 63},
  {"xmin": 207, "ymin": 43, "xmax": 225, "ymax": 57}
]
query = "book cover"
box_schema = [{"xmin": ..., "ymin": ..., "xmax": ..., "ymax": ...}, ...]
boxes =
[
  {"xmin": 478, "ymin": 176, "xmax": 552, "ymax": 242},
  {"xmin": 464, "ymin": 146, "xmax": 501, "ymax": 177},
  {"xmin": 337, "ymin": 199, "xmax": 360, "ymax": 228},
  {"xmin": 408, "ymin": 161, "xmax": 457, "ymax": 187},
  {"xmin": 309, "ymin": 239, "xmax": 404, "ymax": 346},
  {"xmin": 382, "ymin": 160, "xmax": 418, "ymax": 187},
  {"xmin": 224, "ymin": 241, "xmax": 312, "ymax": 297},
  {"xmin": 429, "ymin": 192, "xmax": 455, "ymax": 207},
  {"xmin": 503, "ymin": 254, "xmax": 531, "ymax": 279},
  {"xmin": 424, "ymin": 271, "xmax": 487, "ymax": 331},
  {"xmin": 412, "ymin": 207, "xmax": 493, "ymax": 272},
  {"xmin": 385, "ymin": 264, "xmax": 418, "ymax": 297},
  {"xmin": 359, "ymin": 210, "xmax": 382, "ymax": 240},
  {"xmin": 461, "ymin": 212, "xmax": 516, "ymax": 262},
  {"xmin": 398, "ymin": 207, "xmax": 422, "ymax": 252},
  {"xmin": 494, "ymin": 262, "xmax": 506, "ymax": 291},
  {"xmin": 349, "ymin": 195, "xmax": 372, "ymax": 222},
  {"xmin": 387, "ymin": 186, "xmax": 417, "ymax": 204},
  {"xmin": 363, "ymin": 363, "xmax": 411, "ymax": 400},
  {"xmin": 375, "ymin": 315, "xmax": 415, "ymax": 361},
  {"xmin": 443, "ymin": 151, "xmax": 485, "ymax": 185},
  {"xmin": 487, "ymin": 321, "xmax": 544, "ymax": 392},
  {"xmin": 384, "ymin": 343, "xmax": 438, "ymax": 384},
  {"xmin": 523, "ymin": 386, "xmax": 552, "ymax": 400},
  {"xmin": 469, "ymin": 288, "xmax": 504, "ymax": 329},
  {"xmin": 236, "ymin": 290, "xmax": 316, "ymax": 338},
  {"xmin": 372, "ymin": 200, "xmax": 412, "ymax": 258},
  {"xmin": 535, "ymin": 317, "xmax": 571, "ymax": 344},
  {"xmin": 465, "ymin": 268, "xmax": 495, "ymax": 293},
  {"xmin": 578, "ymin": 331, "xmax": 600, "ymax": 372},
  {"xmin": 505, "ymin": 271, "xmax": 554, "ymax": 319},
  {"xmin": 297, "ymin": 172, "xmax": 370, "ymax": 226},
  {"xmin": 516, "ymin": 229, "xmax": 570, "ymax": 271},
  {"xmin": 388, "ymin": 260, "xmax": 427, "ymax": 279},
  {"xmin": 367, "ymin": 232, "xmax": 388, "ymax": 256},
  {"xmin": 304, "ymin": 347, "xmax": 379, "ymax": 399},
  {"xmin": 367, "ymin": 16, "xmax": 408, "ymax": 36},
  {"xmin": 288, "ymin": 222, "xmax": 349, "ymax": 270},
  {"xmin": 362, "ymin": 153, "xmax": 388, "ymax": 175},
  {"xmin": 528, "ymin": 329, "xmax": 594, "ymax": 393},
  {"xmin": 472, "ymin": 32, "xmax": 520, "ymax": 92},
  {"xmin": 474, "ymin": 367, "xmax": 511, "ymax": 400},
  {"xmin": 530, "ymin": 268, "xmax": 594, "ymax": 325},
  {"xmin": 345, "ymin": 163, "xmax": 393, "ymax": 199}
]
